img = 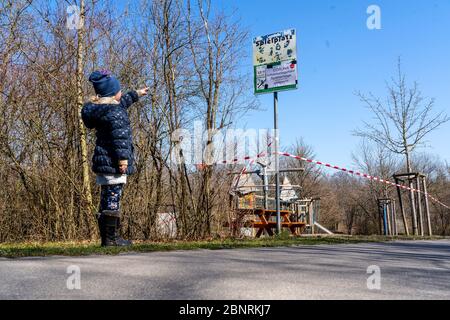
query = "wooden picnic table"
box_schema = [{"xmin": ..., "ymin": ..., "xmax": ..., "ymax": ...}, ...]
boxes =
[{"xmin": 249, "ymin": 209, "xmax": 306, "ymax": 238}]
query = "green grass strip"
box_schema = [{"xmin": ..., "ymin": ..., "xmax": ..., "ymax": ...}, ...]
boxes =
[{"xmin": 0, "ymin": 235, "xmax": 446, "ymax": 259}]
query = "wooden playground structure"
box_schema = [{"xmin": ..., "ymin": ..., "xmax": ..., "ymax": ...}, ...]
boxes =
[
  {"xmin": 228, "ymin": 156, "xmax": 438, "ymax": 238},
  {"xmin": 229, "ymin": 166, "xmax": 331, "ymax": 237}
]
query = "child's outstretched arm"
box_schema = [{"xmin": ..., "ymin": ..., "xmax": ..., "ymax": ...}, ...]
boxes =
[{"xmin": 120, "ymin": 87, "xmax": 149, "ymax": 109}]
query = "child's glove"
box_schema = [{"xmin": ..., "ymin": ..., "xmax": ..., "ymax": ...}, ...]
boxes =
[{"xmin": 118, "ymin": 160, "xmax": 128, "ymax": 174}]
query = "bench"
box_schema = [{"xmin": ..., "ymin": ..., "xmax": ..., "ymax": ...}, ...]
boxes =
[{"xmin": 249, "ymin": 209, "xmax": 306, "ymax": 237}]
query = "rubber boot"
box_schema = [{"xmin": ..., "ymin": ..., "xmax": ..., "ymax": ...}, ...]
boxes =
[
  {"xmin": 100, "ymin": 210, "xmax": 132, "ymax": 247},
  {"xmin": 97, "ymin": 213, "xmax": 107, "ymax": 247}
]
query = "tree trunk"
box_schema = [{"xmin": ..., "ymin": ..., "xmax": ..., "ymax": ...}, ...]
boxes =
[{"xmin": 76, "ymin": 0, "xmax": 94, "ymax": 237}]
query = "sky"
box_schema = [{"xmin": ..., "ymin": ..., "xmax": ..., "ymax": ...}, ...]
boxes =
[{"xmin": 216, "ymin": 0, "xmax": 450, "ymax": 168}]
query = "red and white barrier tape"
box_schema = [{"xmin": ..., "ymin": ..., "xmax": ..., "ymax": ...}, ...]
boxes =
[
  {"xmin": 231, "ymin": 138, "xmax": 274, "ymax": 190},
  {"xmin": 220, "ymin": 147, "xmax": 450, "ymax": 210},
  {"xmin": 278, "ymin": 151, "xmax": 450, "ymax": 210}
]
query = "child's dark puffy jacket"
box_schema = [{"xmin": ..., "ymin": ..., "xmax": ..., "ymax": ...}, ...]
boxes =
[{"xmin": 81, "ymin": 91, "xmax": 139, "ymax": 175}]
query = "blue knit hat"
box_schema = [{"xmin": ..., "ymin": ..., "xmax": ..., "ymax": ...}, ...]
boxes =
[{"xmin": 88, "ymin": 70, "xmax": 121, "ymax": 97}]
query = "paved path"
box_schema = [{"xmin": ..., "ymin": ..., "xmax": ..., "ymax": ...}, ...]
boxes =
[{"xmin": 1, "ymin": 240, "xmax": 449, "ymax": 299}]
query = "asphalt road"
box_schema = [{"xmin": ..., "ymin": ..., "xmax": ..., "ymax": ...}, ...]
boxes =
[{"xmin": 1, "ymin": 240, "xmax": 449, "ymax": 300}]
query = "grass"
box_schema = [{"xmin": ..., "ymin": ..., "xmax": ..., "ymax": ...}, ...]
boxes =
[{"xmin": 0, "ymin": 234, "xmax": 447, "ymax": 259}]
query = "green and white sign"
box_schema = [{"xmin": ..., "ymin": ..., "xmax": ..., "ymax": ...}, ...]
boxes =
[{"xmin": 253, "ymin": 29, "xmax": 298, "ymax": 94}]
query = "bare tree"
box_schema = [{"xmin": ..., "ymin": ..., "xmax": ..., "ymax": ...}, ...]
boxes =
[
  {"xmin": 351, "ymin": 141, "xmax": 401, "ymax": 234},
  {"xmin": 354, "ymin": 59, "xmax": 449, "ymax": 235},
  {"xmin": 283, "ymin": 138, "xmax": 322, "ymax": 198},
  {"xmin": 355, "ymin": 60, "xmax": 448, "ymax": 172},
  {"xmin": 185, "ymin": 0, "xmax": 254, "ymax": 238}
]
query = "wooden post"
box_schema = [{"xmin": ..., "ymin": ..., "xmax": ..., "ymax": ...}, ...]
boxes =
[
  {"xmin": 377, "ymin": 200, "xmax": 382, "ymax": 235},
  {"xmin": 386, "ymin": 201, "xmax": 392, "ymax": 236},
  {"xmin": 416, "ymin": 176, "xmax": 424, "ymax": 236},
  {"xmin": 422, "ymin": 176, "xmax": 432, "ymax": 236},
  {"xmin": 395, "ymin": 177, "xmax": 410, "ymax": 235},
  {"xmin": 392, "ymin": 201, "xmax": 398, "ymax": 235},
  {"xmin": 408, "ymin": 177, "xmax": 419, "ymax": 235},
  {"xmin": 388, "ymin": 201, "xmax": 393, "ymax": 235}
]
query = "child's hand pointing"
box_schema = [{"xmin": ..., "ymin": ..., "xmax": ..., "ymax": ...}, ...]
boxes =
[{"xmin": 137, "ymin": 87, "xmax": 149, "ymax": 97}]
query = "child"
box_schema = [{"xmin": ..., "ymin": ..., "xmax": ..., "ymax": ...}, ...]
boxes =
[{"xmin": 81, "ymin": 70, "xmax": 148, "ymax": 247}]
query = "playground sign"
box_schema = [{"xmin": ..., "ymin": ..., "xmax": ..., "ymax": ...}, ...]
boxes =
[{"xmin": 253, "ymin": 29, "xmax": 298, "ymax": 94}]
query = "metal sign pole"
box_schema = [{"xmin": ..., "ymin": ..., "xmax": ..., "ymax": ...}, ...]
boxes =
[
  {"xmin": 274, "ymin": 91, "xmax": 281, "ymax": 234},
  {"xmin": 253, "ymin": 29, "xmax": 297, "ymax": 236}
]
